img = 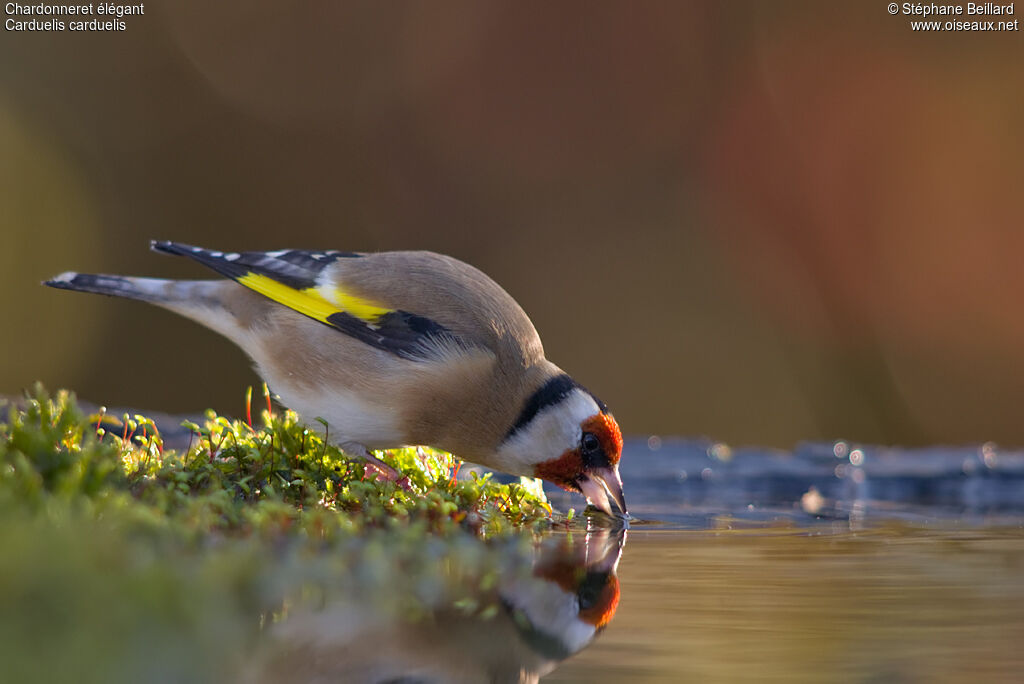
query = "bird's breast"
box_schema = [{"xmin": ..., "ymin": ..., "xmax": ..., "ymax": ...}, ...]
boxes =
[{"xmin": 264, "ymin": 375, "xmax": 407, "ymax": 448}]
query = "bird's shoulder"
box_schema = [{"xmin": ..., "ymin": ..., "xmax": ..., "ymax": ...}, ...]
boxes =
[{"xmin": 323, "ymin": 250, "xmax": 545, "ymax": 364}]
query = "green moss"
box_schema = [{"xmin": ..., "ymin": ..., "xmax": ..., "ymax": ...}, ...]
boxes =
[
  {"xmin": 0, "ymin": 384, "xmax": 552, "ymax": 538},
  {"xmin": 0, "ymin": 385, "xmax": 556, "ymax": 683}
]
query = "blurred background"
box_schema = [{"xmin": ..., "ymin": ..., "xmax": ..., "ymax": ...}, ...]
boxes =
[{"xmin": 2, "ymin": 1, "xmax": 1022, "ymax": 448}]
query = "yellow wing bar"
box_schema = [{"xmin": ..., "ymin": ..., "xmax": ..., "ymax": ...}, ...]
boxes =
[{"xmin": 236, "ymin": 273, "xmax": 391, "ymax": 326}]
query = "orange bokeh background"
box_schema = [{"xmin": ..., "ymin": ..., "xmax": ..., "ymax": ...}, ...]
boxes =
[{"xmin": 3, "ymin": 2, "xmax": 1022, "ymax": 447}]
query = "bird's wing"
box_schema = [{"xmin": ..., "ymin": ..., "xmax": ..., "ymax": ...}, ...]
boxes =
[{"xmin": 151, "ymin": 241, "xmax": 478, "ymax": 361}]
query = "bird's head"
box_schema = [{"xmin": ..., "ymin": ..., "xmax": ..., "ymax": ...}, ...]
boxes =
[
  {"xmin": 534, "ymin": 409, "xmax": 625, "ymax": 516},
  {"xmin": 497, "ymin": 375, "xmax": 626, "ymax": 516}
]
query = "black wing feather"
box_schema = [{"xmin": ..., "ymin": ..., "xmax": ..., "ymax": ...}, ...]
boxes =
[
  {"xmin": 151, "ymin": 241, "xmax": 468, "ymax": 361},
  {"xmin": 150, "ymin": 241, "xmax": 362, "ymax": 290}
]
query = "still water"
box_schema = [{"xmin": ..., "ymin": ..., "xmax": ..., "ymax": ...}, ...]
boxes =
[
  {"xmin": 550, "ymin": 525, "xmax": 1024, "ymax": 683},
  {"xmin": 241, "ymin": 437, "xmax": 1024, "ymax": 682},
  {"xmin": 545, "ymin": 438, "xmax": 1024, "ymax": 683}
]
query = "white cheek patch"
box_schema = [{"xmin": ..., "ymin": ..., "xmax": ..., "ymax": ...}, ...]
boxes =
[
  {"xmin": 502, "ymin": 575, "xmax": 597, "ymax": 654},
  {"xmin": 494, "ymin": 389, "xmax": 600, "ymax": 474}
]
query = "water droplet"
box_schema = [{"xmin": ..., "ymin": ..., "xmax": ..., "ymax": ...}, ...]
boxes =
[
  {"xmin": 709, "ymin": 443, "xmax": 732, "ymax": 462},
  {"xmin": 982, "ymin": 442, "xmax": 998, "ymax": 469},
  {"xmin": 801, "ymin": 486, "xmax": 825, "ymax": 514}
]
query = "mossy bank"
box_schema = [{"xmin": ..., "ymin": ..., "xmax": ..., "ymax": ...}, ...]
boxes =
[{"xmin": 0, "ymin": 386, "xmax": 561, "ymax": 683}]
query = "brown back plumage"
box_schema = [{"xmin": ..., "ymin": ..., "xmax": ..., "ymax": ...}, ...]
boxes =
[{"xmin": 323, "ymin": 251, "xmax": 545, "ymax": 367}]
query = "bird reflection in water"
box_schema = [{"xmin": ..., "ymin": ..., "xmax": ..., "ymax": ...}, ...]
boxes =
[{"xmin": 244, "ymin": 523, "xmax": 626, "ymax": 683}]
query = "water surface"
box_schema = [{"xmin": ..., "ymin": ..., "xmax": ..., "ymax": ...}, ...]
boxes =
[
  {"xmin": 548, "ymin": 524, "xmax": 1024, "ymax": 683},
  {"xmin": 544, "ymin": 438, "xmax": 1024, "ymax": 682}
]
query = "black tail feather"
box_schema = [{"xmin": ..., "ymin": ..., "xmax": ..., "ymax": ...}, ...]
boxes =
[{"xmin": 44, "ymin": 272, "xmax": 160, "ymax": 302}]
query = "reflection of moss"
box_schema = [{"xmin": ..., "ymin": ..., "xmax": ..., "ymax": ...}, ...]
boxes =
[{"xmin": 0, "ymin": 385, "xmax": 552, "ymax": 683}]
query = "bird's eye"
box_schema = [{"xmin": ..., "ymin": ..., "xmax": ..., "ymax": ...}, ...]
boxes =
[{"xmin": 581, "ymin": 432, "xmax": 601, "ymax": 456}]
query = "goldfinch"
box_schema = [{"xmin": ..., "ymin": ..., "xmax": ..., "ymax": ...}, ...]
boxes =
[{"xmin": 45, "ymin": 241, "xmax": 626, "ymax": 515}]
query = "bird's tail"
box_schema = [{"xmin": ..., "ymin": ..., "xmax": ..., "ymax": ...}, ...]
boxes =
[
  {"xmin": 44, "ymin": 272, "xmax": 179, "ymax": 303},
  {"xmin": 44, "ymin": 271, "xmax": 257, "ymax": 350}
]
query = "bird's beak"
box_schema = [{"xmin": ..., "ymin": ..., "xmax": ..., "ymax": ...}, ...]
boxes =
[{"xmin": 578, "ymin": 466, "xmax": 627, "ymax": 516}]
